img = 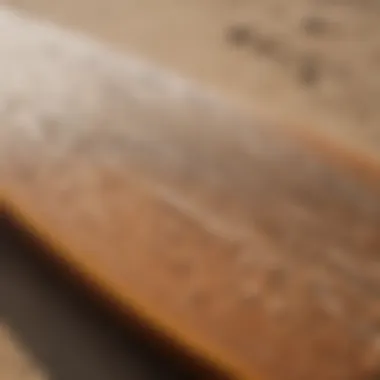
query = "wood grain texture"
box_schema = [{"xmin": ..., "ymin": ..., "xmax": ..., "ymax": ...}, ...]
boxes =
[
  {"xmin": 0, "ymin": 7, "xmax": 380, "ymax": 380},
  {"xmin": 7, "ymin": 0, "xmax": 380, "ymax": 162}
]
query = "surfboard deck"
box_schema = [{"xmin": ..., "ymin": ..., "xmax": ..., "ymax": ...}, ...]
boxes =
[{"xmin": 1, "ymin": 6, "xmax": 380, "ymax": 380}]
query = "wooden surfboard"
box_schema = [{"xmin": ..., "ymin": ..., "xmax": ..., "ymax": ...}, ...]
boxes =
[{"xmin": 1, "ymin": 6, "xmax": 379, "ymax": 380}]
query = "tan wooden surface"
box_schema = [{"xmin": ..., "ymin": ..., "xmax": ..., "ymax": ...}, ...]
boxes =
[
  {"xmin": 0, "ymin": 3, "xmax": 380, "ymax": 380},
  {"xmin": 7, "ymin": 0, "xmax": 380, "ymax": 160}
]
